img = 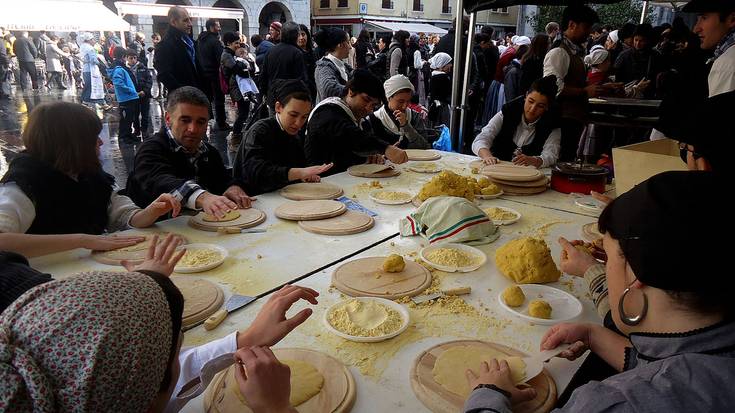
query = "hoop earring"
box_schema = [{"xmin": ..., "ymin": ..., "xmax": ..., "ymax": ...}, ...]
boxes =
[{"xmin": 618, "ymin": 286, "xmax": 648, "ymax": 326}]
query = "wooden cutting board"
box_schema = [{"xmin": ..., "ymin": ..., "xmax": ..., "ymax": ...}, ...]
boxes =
[
  {"xmin": 91, "ymin": 232, "xmax": 188, "ymax": 266},
  {"xmin": 411, "ymin": 340, "xmax": 557, "ymax": 413},
  {"xmin": 482, "ymin": 164, "xmax": 544, "ymax": 182},
  {"xmin": 203, "ymin": 348, "xmax": 356, "ymax": 413},
  {"xmin": 298, "ymin": 210, "xmax": 374, "ymax": 235},
  {"xmin": 280, "ymin": 182, "xmax": 344, "ymax": 201},
  {"xmin": 275, "ymin": 200, "xmax": 347, "ymax": 221},
  {"xmin": 406, "ymin": 149, "xmax": 442, "ymax": 161},
  {"xmin": 332, "ymin": 257, "xmax": 432, "ymax": 299},
  {"xmin": 171, "ymin": 276, "xmax": 224, "ymax": 328},
  {"xmin": 495, "ymin": 183, "xmax": 548, "ymax": 196},
  {"xmin": 188, "ymin": 208, "xmax": 266, "ymax": 232},
  {"xmin": 347, "ymin": 164, "xmax": 401, "ymax": 178},
  {"xmin": 489, "ymin": 176, "xmax": 549, "ymax": 188},
  {"xmin": 582, "ymin": 222, "xmax": 603, "ymax": 242}
]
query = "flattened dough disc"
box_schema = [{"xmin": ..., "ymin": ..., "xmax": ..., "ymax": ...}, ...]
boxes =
[
  {"xmin": 202, "ymin": 210, "xmax": 241, "ymax": 222},
  {"xmin": 482, "ymin": 164, "xmax": 544, "ymax": 182},
  {"xmin": 91, "ymin": 232, "xmax": 188, "ymax": 266},
  {"xmin": 411, "ymin": 340, "xmax": 557, "ymax": 413},
  {"xmin": 275, "ymin": 200, "xmax": 347, "ymax": 221},
  {"xmin": 203, "ymin": 348, "xmax": 356, "ymax": 413},
  {"xmin": 581, "ymin": 222, "xmax": 603, "ymax": 242},
  {"xmin": 189, "ymin": 208, "xmax": 266, "ymax": 232},
  {"xmin": 280, "ymin": 182, "xmax": 344, "ymax": 201},
  {"xmin": 406, "ymin": 149, "xmax": 442, "ymax": 161},
  {"xmin": 332, "ymin": 257, "xmax": 432, "ymax": 299},
  {"xmin": 347, "ymin": 164, "xmax": 401, "ymax": 178},
  {"xmin": 171, "ymin": 276, "xmax": 224, "ymax": 328},
  {"xmin": 298, "ymin": 210, "xmax": 374, "ymax": 235}
]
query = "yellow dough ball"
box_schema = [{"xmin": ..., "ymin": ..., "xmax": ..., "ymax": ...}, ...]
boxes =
[
  {"xmin": 477, "ymin": 177, "xmax": 492, "ymax": 188},
  {"xmin": 418, "ymin": 171, "xmax": 475, "ymax": 201},
  {"xmin": 481, "ymin": 184, "xmax": 501, "ymax": 195},
  {"xmin": 502, "ymin": 285, "xmax": 526, "ymax": 307},
  {"xmin": 382, "ymin": 254, "xmax": 406, "ymax": 273},
  {"xmin": 495, "ymin": 238, "xmax": 561, "ymax": 284},
  {"xmin": 528, "ymin": 299, "xmax": 552, "ymax": 319}
]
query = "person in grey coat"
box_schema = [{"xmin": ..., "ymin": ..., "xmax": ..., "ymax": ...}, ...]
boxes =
[
  {"xmin": 45, "ymin": 35, "xmax": 69, "ymax": 89},
  {"xmin": 12, "ymin": 32, "xmax": 39, "ymax": 91},
  {"xmin": 463, "ymin": 171, "xmax": 735, "ymax": 413},
  {"xmin": 313, "ymin": 27, "xmax": 352, "ymax": 103}
]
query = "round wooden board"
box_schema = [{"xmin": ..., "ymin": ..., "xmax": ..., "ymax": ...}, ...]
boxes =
[
  {"xmin": 280, "ymin": 182, "xmax": 344, "ymax": 201},
  {"xmin": 581, "ymin": 222, "xmax": 603, "ymax": 242},
  {"xmin": 171, "ymin": 276, "xmax": 224, "ymax": 328},
  {"xmin": 483, "ymin": 164, "xmax": 544, "ymax": 182},
  {"xmin": 275, "ymin": 200, "xmax": 347, "ymax": 221},
  {"xmin": 203, "ymin": 348, "xmax": 356, "ymax": 413},
  {"xmin": 489, "ymin": 175, "xmax": 550, "ymax": 188},
  {"xmin": 188, "ymin": 208, "xmax": 266, "ymax": 232},
  {"xmin": 495, "ymin": 183, "xmax": 548, "ymax": 196},
  {"xmin": 298, "ymin": 210, "xmax": 374, "ymax": 235},
  {"xmin": 347, "ymin": 164, "xmax": 401, "ymax": 178},
  {"xmin": 410, "ymin": 340, "xmax": 557, "ymax": 413},
  {"xmin": 469, "ymin": 159, "xmax": 484, "ymax": 171},
  {"xmin": 91, "ymin": 232, "xmax": 189, "ymax": 266},
  {"xmin": 332, "ymin": 257, "xmax": 432, "ymax": 299},
  {"xmin": 406, "ymin": 149, "xmax": 442, "ymax": 161}
]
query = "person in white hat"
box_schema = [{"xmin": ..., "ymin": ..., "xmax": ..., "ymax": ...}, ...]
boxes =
[{"xmin": 364, "ymin": 75, "xmax": 431, "ymax": 149}]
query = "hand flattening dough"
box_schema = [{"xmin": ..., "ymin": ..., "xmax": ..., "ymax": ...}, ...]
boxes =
[
  {"xmin": 432, "ymin": 346, "xmax": 526, "ymax": 397},
  {"xmin": 230, "ymin": 359, "xmax": 324, "ymax": 407},
  {"xmin": 203, "ymin": 210, "xmax": 241, "ymax": 222}
]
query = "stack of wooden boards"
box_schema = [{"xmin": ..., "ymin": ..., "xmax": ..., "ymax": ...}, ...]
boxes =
[
  {"xmin": 276, "ymin": 183, "xmax": 374, "ymax": 235},
  {"xmin": 477, "ymin": 163, "xmax": 549, "ymax": 195}
]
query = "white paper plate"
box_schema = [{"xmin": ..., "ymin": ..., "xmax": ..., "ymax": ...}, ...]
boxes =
[
  {"xmin": 369, "ymin": 190, "xmax": 414, "ymax": 205},
  {"xmin": 408, "ymin": 162, "xmax": 442, "ymax": 173},
  {"xmin": 323, "ymin": 297, "xmax": 410, "ymax": 343},
  {"xmin": 498, "ymin": 284, "xmax": 583, "ymax": 325},
  {"xmin": 573, "ymin": 195, "xmax": 605, "ymax": 212},
  {"xmin": 174, "ymin": 243, "xmax": 228, "ymax": 273},
  {"xmin": 419, "ymin": 243, "xmax": 487, "ymax": 273},
  {"xmin": 475, "ymin": 190, "xmax": 504, "ymax": 200},
  {"xmin": 483, "ymin": 206, "xmax": 521, "ymax": 225}
]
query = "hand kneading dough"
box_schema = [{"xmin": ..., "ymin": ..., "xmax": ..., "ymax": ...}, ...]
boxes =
[
  {"xmin": 502, "ymin": 285, "xmax": 526, "ymax": 307},
  {"xmin": 227, "ymin": 359, "xmax": 324, "ymax": 407},
  {"xmin": 382, "ymin": 254, "xmax": 406, "ymax": 272},
  {"xmin": 495, "ymin": 237, "xmax": 561, "ymax": 284},
  {"xmin": 203, "ymin": 210, "xmax": 241, "ymax": 222},
  {"xmin": 528, "ymin": 299, "xmax": 552, "ymax": 319},
  {"xmin": 433, "ymin": 346, "xmax": 526, "ymax": 397}
]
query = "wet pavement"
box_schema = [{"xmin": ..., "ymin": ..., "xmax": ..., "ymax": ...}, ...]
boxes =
[{"xmin": 0, "ymin": 86, "xmax": 237, "ymax": 189}]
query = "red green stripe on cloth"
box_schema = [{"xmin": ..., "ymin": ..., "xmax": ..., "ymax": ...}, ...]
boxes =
[{"xmin": 428, "ymin": 214, "xmax": 490, "ymax": 244}]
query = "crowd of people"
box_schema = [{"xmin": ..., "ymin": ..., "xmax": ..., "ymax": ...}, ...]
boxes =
[{"xmin": 0, "ymin": 0, "xmax": 734, "ymax": 411}]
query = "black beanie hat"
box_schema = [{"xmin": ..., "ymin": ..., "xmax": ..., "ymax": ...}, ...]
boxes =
[{"xmin": 346, "ymin": 69, "xmax": 386, "ymax": 102}]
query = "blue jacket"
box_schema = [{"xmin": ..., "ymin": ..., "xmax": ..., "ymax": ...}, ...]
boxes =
[{"xmin": 107, "ymin": 62, "xmax": 139, "ymax": 103}]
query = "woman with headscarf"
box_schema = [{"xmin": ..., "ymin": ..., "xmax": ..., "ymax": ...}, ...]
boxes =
[
  {"xmin": 0, "ymin": 234, "xmax": 320, "ymax": 412},
  {"xmin": 78, "ymin": 32, "xmax": 106, "ymax": 107},
  {"xmin": 463, "ymin": 171, "xmax": 735, "ymax": 412},
  {"xmin": 0, "ymin": 102, "xmax": 180, "ymax": 258},
  {"xmin": 585, "ymin": 47, "xmax": 612, "ymax": 85},
  {"xmin": 428, "ymin": 52, "xmax": 453, "ymax": 127},
  {"xmin": 314, "ymin": 27, "xmax": 352, "ymax": 103},
  {"xmin": 298, "ymin": 24, "xmax": 318, "ymax": 101},
  {"xmin": 364, "ymin": 74, "xmax": 431, "ymax": 149}
]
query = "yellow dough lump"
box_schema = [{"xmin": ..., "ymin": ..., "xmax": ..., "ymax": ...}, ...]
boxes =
[
  {"xmin": 178, "ymin": 249, "xmax": 222, "ymax": 267},
  {"xmin": 480, "ymin": 183, "xmax": 501, "ymax": 195},
  {"xmin": 502, "ymin": 285, "xmax": 526, "ymax": 307},
  {"xmin": 528, "ymin": 299, "xmax": 552, "ymax": 319},
  {"xmin": 202, "ymin": 210, "xmax": 241, "ymax": 222},
  {"xmin": 432, "ymin": 346, "xmax": 526, "ymax": 397},
  {"xmin": 328, "ymin": 299, "xmax": 403, "ymax": 337},
  {"xmin": 495, "ymin": 237, "xmax": 561, "ymax": 284},
  {"xmin": 477, "ymin": 176, "xmax": 492, "ymax": 188},
  {"xmin": 484, "ymin": 207, "xmax": 518, "ymax": 221},
  {"xmin": 418, "ymin": 170, "xmax": 475, "ymax": 201},
  {"xmin": 382, "ymin": 254, "xmax": 406, "ymax": 272},
  {"xmin": 425, "ymin": 248, "xmax": 480, "ymax": 267}
]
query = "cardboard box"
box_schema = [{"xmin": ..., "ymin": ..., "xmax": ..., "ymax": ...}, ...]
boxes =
[{"xmin": 612, "ymin": 138, "xmax": 688, "ymax": 195}]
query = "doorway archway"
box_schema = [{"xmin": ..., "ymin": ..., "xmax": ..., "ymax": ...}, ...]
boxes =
[
  {"xmin": 212, "ymin": 0, "xmax": 249, "ymax": 36},
  {"xmin": 258, "ymin": 2, "xmax": 292, "ymax": 36}
]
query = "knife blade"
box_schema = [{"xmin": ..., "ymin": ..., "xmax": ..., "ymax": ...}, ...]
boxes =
[
  {"xmin": 411, "ymin": 286, "xmax": 471, "ymax": 304},
  {"xmin": 203, "ymin": 294, "xmax": 257, "ymax": 330},
  {"xmin": 217, "ymin": 227, "xmax": 267, "ymax": 234}
]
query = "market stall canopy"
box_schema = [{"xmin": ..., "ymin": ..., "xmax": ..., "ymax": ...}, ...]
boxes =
[
  {"xmin": 115, "ymin": 1, "xmax": 245, "ymax": 20},
  {"xmin": 649, "ymin": 1, "xmax": 689, "ymax": 9},
  {"xmin": 365, "ymin": 21, "xmax": 448, "ymax": 35},
  {"xmin": 1, "ymin": 0, "xmax": 131, "ymax": 32},
  {"xmin": 464, "ymin": 0, "xmax": 625, "ymax": 14}
]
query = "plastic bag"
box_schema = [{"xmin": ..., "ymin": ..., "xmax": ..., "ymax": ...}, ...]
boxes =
[{"xmin": 432, "ymin": 125, "xmax": 452, "ymax": 152}]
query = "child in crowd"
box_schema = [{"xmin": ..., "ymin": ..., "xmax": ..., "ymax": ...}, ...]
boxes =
[
  {"xmin": 125, "ymin": 48, "xmax": 152, "ymax": 139},
  {"xmin": 108, "ymin": 46, "xmax": 141, "ymax": 145}
]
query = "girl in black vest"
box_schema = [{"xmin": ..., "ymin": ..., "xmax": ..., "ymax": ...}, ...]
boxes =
[
  {"xmin": 0, "ymin": 101, "xmax": 180, "ymax": 258},
  {"xmin": 471, "ymin": 75, "xmax": 561, "ymax": 168}
]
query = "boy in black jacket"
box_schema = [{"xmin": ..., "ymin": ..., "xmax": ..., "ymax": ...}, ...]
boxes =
[{"xmin": 126, "ymin": 48, "xmax": 153, "ymax": 139}]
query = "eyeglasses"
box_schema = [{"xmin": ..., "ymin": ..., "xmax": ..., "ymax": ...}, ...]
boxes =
[{"xmin": 678, "ymin": 142, "xmax": 701, "ymax": 163}]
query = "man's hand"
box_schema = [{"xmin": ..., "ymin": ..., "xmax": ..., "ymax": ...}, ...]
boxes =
[
  {"xmin": 237, "ymin": 285, "xmax": 319, "ymax": 348},
  {"xmin": 558, "ymin": 236, "xmax": 599, "ymax": 277},
  {"xmin": 233, "ymin": 346, "xmax": 295, "ymax": 413},
  {"xmin": 512, "ymin": 154, "xmax": 542, "ymax": 168},
  {"xmin": 197, "ymin": 192, "xmax": 239, "ymax": 218},
  {"xmin": 385, "ymin": 145, "xmax": 408, "ymax": 164},
  {"xmin": 223, "ymin": 185, "xmax": 256, "ymax": 209},
  {"xmin": 130, "ymin": 193, "xmax": 181, "ymax": 228},
  {"xmin": 80, "ymin": 234, "xmax": 146, "ymax": 251},
  {"xmin": 393, "ymin": 109, "xmax": 407, "ymax": 127},
  {"xmin": 290, "ymin": 163, "xmax": 333, "ymax": 182},
  {"xmin": 465, "ymin": 359, "xmax": 537, "ymax": 403},
  {"xmin": 122, "ymin": 234, "xmax": 185, "ymax": 277}
]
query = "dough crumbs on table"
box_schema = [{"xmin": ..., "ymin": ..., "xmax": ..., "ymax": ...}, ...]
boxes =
[
  {"xmin": 425, "ymin": 248, "xmax": 481, "ymax": 267},
  {"xmin": 256, "ymin": 254, "xmax": 262, "ymax": 259},
  {"xmin": 178, "ymin": 249, "xmax": 222, "ymax": 267},
  {"xmin": 373, "ymin": 190, "xmax": 412, "ymax": 201},
  {"xmin": 484, "ymin": 207, "xmax": 519, "ymax": 221}
]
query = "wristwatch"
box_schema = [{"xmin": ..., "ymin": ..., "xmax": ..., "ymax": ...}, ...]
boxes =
[{"xmin": 472, "ymin": 384, "xmax": 511, "ymax": 399}]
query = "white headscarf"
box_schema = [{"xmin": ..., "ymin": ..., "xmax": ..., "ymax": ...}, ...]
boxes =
[
  {"xmin": 383, "ymin": 74, "xmax": 414, "ymax": 99},
  {"xmin": 78, "ymin": 32, "xmax": 95, "ymax": 43},
  {"xmin": 608, "ymin": 30, "xmax": 619, "ymax": 44},
  {"xmin": 514, "ymin": 36, "xmax": 531, "ymax": 47},
  {"xmin": 585, "ymin": 48, "xmax": 610, "ymax": 66},
  {"xmin": 429, "ymin": 52, "xmax": 452, "ymax": 70}
]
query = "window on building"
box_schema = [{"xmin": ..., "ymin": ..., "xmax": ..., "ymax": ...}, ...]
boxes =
[
  {"xmin": 441, "ymin": 0, "xmax": 451, "ymax": 14},
  {"xmin": 338, "ymin": 0, "xmax": 348, "ymax": 8},
  {"xmin": 491, "ymin": 7, "xmax": 509, "ymax": 13},
  {"xmin": 382, "ymin": 0, "xmax": 393, "ymax": 9},
  {"xmin": 413, "ymin": 0, "xmax": 423, "ymax": 11},
  {"xmin": 320, "ymin": 0, "xmax": 329, "ymax": 8}
]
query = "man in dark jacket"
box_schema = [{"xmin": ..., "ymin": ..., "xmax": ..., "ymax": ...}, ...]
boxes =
[
  {"xmin": 154, "ymin": 6, "xmax": 201, "ymax": 93},
  {"xmin": 196, "ymin": 19, "xmax": 229, "ymax": 130},
  {"xmin": 126, "ymin": 87, "xmax": 255, "ymax": 218},
  {"xmin": 13, "ymin": 32, "xmax": 39, "ymax": 91},
  {"xmin": 252, "ymin": 34, "xmax": 274, "ymax": 70},
  {"xmin": 258, "ymin": 22, "xmax": 308, "ymax": 110}
]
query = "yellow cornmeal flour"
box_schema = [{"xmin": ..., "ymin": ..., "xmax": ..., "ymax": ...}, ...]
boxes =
[
  {"xmin": 480, "ymin": 183, "xmax": 501, "ymax": 195},
  {"xmin": 373, "ymin": 191, "xmax": 412, "ymax": 201},
  {"xmin": 418, "ymin": 170, "xmax": 476, "ymax": 201},
  {"xmin": 178, "ymin": 249, "xmax": 222, "ymax": 267},
  {"xmin": 328, "ymin": 299, "xmax": 404, "ymax": 337},
  {"xmin": 484, "ymin": 207, "xmax": 518, "ymax": 221},
  {"xmin": 426, "ymin": 248, "xmax": 480, "ymax": 267}
]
